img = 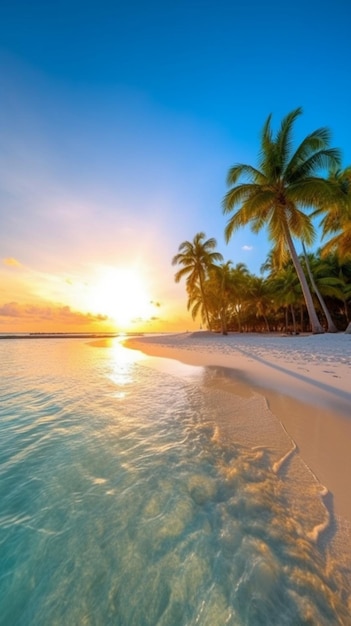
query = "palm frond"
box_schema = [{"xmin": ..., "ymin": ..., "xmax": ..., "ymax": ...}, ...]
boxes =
[
  {"xmin": 226, "ymin": 163, "xmax": 264, "ymax": 186},
  {"xmin": 243, "ymin": 189, "xmax": 275, "ymax": 216},
  {"xmin": 288, "ymin": 206, "xmax": 316, "ymax": 245},
  {"xmin": 200, "ymin": 237, "xmax": 219, "ymax": 251},
  {"xmin": 322, "ymin": 228, "xmax": 351, "ymax": 261},
  {"xmin": 288, "ymin": 148, "xmax": 341, "ymax": 182},
  {"xmin": 224, "ymin": 206, "xmax": 250, "ymax": 242},
  {"xmin": 267, "ymin": 205, "xmax": 288, "ymax": 243},
  {"xmin": 286, "ymin": 129, "xmax": 336, "ymax": 181},
  {"xmin": 261, "ymin": 113, "xmax": 273, "ymax": 150},
  {"xmin": 270, "ymin": 238, "xmax": 290, "ymax": 269},
  {"xmin": 222, "ymin": 183, "xmax": 262, "ymax": 213},
  {"xmin": 287, "ymin": 177, "xmax": 337, "ymax": 209},
  {"xmin": 276, "ymin": 107, "xmax": 303, "ymax": 171}
]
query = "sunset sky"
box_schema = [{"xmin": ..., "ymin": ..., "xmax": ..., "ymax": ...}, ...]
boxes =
[{"xmin": 1, "ymin": 0, "xmax": 351, "ymax": 333}]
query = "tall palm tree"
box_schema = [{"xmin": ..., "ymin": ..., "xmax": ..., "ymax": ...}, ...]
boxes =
[
  {"xmin": 301, "ymin": 243, "xmax": 338, "ymax": 333},
  {"xmin": 172, "ymin": 232, "xmax": 223, "ymax": 330},
  {"xmin": 209, "ymin": 261, "xmax": 234, "ymax": 335},
  {"xmin": 186, "ymin": 284, "xmax": 207, "ymax": 328},
  {"xmin": 247, "ymin": 276, "xmax": 273, "ymax": 332},
  {"xmin": 324, "ymin": 251, "xmax": 351, "ymax": 333},
  {"xmin": 228, "ymin": 262, "xmax": 251, "ymax": 332},
  {"xmin": 269, "ymin": 264, "xmax": 303, "ymax": 333},
  {"xmin": 222, "ymin": 107, "xmax": 341, "ymax": 334},
  {"xmin": 326, "ymin": 254, "xmax": 351, "ymax": 324}
]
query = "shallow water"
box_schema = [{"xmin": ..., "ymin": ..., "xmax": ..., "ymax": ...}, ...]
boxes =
[{"xmin": 0, "ymin": 338, "xmax": 350, "ymax": 625}]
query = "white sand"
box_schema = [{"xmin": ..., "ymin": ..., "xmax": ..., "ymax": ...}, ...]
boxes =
[
  {"xmin": 125, "ymin": 331, "xmax": 351, "ymax": 523},
  {"xmin": 125, "ymin": 331, "xmax": 351, "ymax": 413}
]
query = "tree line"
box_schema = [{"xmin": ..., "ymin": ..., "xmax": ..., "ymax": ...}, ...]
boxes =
[{"xmin": 172, "ymin": 108, "xmax": 351, "ymax": 334}]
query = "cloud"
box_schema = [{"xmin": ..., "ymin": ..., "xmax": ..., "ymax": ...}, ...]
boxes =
[
  {"xmin": 131, "ymin": 315, "xmax": 161, "ymax": 325},
  {"xmin": 0, "ymin": 301, "xmax": 108, "ymax": 324},
  {"xmin": 3, "ymin": 257, "xmax": 23, "ymax": 267},
  {"xmin": 241, "ymin": 245, "xmax": 253, "ymax": 251}
]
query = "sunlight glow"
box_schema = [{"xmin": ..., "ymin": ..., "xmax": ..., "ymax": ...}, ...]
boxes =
[
  {"xmin": 87, "ymin": 267, "xmax": 154, "ymax": 328},
  {"xmin": 108, "ymin": 339, "xmax": 146, "ymax": 396}
]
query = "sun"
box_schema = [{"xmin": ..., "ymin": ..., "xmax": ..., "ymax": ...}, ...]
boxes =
[{"xmin": 87, "ymin": 266, "xmax": 154, "ymax": 328}]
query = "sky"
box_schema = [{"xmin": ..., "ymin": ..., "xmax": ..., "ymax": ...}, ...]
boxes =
[{"xmin": 1, "ymin": 0, "xmax": 351, "ymax": 333}]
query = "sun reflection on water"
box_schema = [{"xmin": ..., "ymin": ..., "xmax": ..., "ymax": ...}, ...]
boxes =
[{"xmin": 107, "ymin": 338, "xmax": 146, "ymax": 396}]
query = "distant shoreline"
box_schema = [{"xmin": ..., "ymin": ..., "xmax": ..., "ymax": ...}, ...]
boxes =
[{"xmin": 0, "ymin": 332, "xmax": 143, "ymax": 340}]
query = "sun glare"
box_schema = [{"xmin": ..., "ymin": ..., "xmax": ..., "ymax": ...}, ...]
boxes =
[{"xmin": 87, "ymin": 267, "xmax": 154, "ymax": 328}]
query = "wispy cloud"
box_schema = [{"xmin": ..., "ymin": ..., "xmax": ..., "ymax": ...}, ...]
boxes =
[
  {"xmin": 0, "ymin": 301, "xmax": 108, "ymax": 324},
  {"xmin": 242, "ymin": 245, "xmax": 253, "ymax": 251},
  {"xmin": 3, "ymin": 257, "xmax": 23, "ymax": 267}
]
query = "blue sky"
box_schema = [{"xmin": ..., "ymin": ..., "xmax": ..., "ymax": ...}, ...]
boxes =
[{"xmin": 1, "ymin": 0, "xmax": 351, "ymax": 331}]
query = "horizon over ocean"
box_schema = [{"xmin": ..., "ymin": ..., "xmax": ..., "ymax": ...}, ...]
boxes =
[{"xmin": 0, "ymin": 336, "xmax": 350, "ymax": 624}]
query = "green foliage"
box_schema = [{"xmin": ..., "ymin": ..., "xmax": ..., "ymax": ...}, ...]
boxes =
[
  {"xmin": 222, "ymin": 108, "xmax": 344, "ymax": 333},
  {"xmin": 172, "ymin": 110, "xmax": 351, "ymax": 332},
  {"xmin": 172, "ymin": 232, "xmax": 223, "ymax": 330}
]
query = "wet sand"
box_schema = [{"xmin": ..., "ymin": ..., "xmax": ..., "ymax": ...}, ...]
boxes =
[{"xmin": 124, "ymin": 331, "xmax": 351, "ymax": 524}]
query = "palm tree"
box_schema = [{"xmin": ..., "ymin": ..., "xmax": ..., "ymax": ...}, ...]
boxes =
[
  {"xmin": 269, "ymin": 264, "xmax": 303, "ymax": 333},
  {"xmin": 186, "ymin": 284, "xmax": 207, "ymax": 328},
  {"xmin": 247, "ymin": 276, "xmax": 273, "ymax": 332},
  {"xmin": 324, "ymin": 252, "xmax": 351, "ymax": 333},
  {"xmin": 222, "ymin": 107, "xmax": 341, "ymax": 334},
  {"xmin": 209, "ymin": 261, "xmax": 235, "ymax": 335},
  {"xmin": 172, "ymin": 232, "xmax": 223, "ymax": 330},
  {"xmin": 228, "ymin": 262, "xmax": 251, "ymax": 332},
  {"xmin": 327, "ymin": 254, "xmax": 351, "ymax": 325},
  {"xmin": 301, "ymin": 243, "xmax": 338, "ymax": 332}
]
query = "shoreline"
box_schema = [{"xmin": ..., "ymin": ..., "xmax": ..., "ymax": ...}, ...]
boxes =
[
  {"xmin": 0, "ymin": 332, "xmax": 124, "ymax": 340},
  {"xmin": 124, "ymin": 331, "xmax": 351, "ymax": 524},
  {"xmin": 125, "ymin": 331, "xmax": 351, "ymax": 416}
]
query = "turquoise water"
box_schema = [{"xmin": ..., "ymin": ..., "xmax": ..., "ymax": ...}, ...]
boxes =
[{"xmin": 0, "ymin": 338, "xmax": 350, "ymax": 625}]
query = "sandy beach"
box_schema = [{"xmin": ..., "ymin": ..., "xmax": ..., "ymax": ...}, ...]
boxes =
[{"xmin": 125, "ymin": 331, "xmax": 351, "ymax": 527}]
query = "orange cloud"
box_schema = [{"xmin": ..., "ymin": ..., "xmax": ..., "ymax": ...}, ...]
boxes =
[
  {"xmin": 3, "ymin": 257, "xmax": 23, "ymax": 268},
  {"xmin": 0, "ymin": 301, "xmax": 108, "ymax": 324}
]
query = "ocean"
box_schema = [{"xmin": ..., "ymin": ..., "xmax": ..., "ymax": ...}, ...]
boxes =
[{"xmin": 0, "ymin": 337, "xmax": 350, "ymax": 625}]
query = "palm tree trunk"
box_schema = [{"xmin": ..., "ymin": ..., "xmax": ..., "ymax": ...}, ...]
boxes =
[
  {"xmin": 199, "ymin": 275, "xmax": 212, "ymax": 331},
  {"xmin": 302, "ymin": 243, "xmax": 337, "ymax": 333},
  {"xmin": 236, "ymin": 309, "xmax": 242, "ymax": 332},
  {"xmin": 219, "ymin": 277, "xmax": 228, "ymax": 335},
  {"xmin": 263, "ymin": 314, "xmax": 270, "ymax": 332},
  {"xmin": 220, "ymin": 309, "xmax": 228, "ymax": 335},
  {"xmin": 284, "ymin": 228, "xmax": 324, "ymax": 334},
  {"xmin": 290, "ymin": 305, "xmax": 297, "ymax": 334}
]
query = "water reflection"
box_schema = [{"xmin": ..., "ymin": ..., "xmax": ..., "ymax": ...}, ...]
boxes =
[
  {"xmin": 2, "ymin": 337, "xmax": 351, "ymax": 624},
  {"xmin": 107, "ymin": 339, "xmax": 146, "ymax": 395}
]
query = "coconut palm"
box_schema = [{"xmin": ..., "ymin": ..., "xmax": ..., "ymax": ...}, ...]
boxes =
[
  {"xmin": 324, "ymin": 252, "xmax": 351, "ymax": 333},
  {"xmin": 269, "ymin": 264, "xmax": 303, "ymax": 333},
  {"xmin": 172, "ymin": 232, "xmax": 223, "ymax": 330},
  {"xmin": 327, "ymin": 254, "xmax": 351, "ymax": 324},
  {"xmin": 186, "ymin": 284, "xmax": 207, "ymax": 328},
  {"xmin": 208, "ymin": 261, "xmax": 235, "ymax": 335},
  {"xmin": 301, "ymin": 243, "xmax": 338, "ymax": 332},
  {"xmin": 246, "ymin": 276, "xmax": 274, "ymax": 332},
  {"xmin": 222, "ymin": 107, "xmax": 341, "ymax": 334},
  {"xmin": 227, "ymin": 262, "xmax": 251, "ymax": 332}
]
